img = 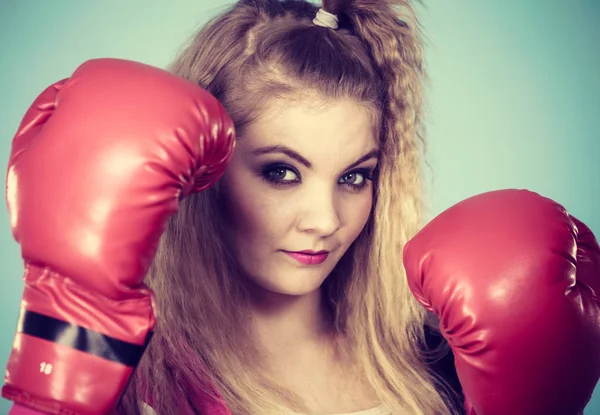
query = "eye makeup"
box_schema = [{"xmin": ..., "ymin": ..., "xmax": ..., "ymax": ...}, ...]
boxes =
[{"xmin": 258, "ymin": 161, "xmax": 375, "ymax": 192}]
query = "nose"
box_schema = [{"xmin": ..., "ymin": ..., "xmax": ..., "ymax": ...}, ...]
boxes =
[{"xmin": 296, "ymin": 187, "xmax": 341, "ymax": 237}]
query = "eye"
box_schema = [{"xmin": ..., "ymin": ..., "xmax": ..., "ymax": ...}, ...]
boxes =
[
  {"xmin": 266, "ymin": 167, "xmax": 298, "ymax": 182},
  {"xmin": 261, "ymin": 163, "xmax": 300, "ymax": 186},
  {"xmin": 339, "ymin": 172, "xmax": 364, "ymax": 186},
  {"xmin": 338, "ymin": 168, "xmax": 373, "ymax": 191}
]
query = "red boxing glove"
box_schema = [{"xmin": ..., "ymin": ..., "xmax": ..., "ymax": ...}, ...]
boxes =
[
  {"xmin": 3, "ymin": 58, "xmax": 235, "ymax": 415},
  {"xmin": 404, "ymin": 189, "xmax": 600, "ymax": 415},
  {"xmin": 9, "ymin": 404, "xmax": 51, "ymax": 415}
]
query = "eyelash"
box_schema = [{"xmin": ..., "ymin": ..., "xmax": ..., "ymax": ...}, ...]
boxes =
[{"xmin": 260, "ymin": 163, "xmax": 374, "ymax": 192}]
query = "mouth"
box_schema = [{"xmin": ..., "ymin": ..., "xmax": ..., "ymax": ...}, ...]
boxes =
[{"xmin": 283, "ymin": 250, "xmax": 330, "ymax": 265}]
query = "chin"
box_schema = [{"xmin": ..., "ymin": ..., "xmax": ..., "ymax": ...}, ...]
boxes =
[{"xmin": 248, "ymin": 269, "xmax": 330, "ymax": 298}]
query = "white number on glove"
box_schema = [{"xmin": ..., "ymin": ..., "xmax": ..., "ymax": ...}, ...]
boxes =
[{"xmin": 39, "ymin": 362, "xmax": 53, "ymax": 375}]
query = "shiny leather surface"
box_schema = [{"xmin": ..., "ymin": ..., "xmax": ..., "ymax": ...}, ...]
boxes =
[
  {"xmin": 3, "ymin": 58, "xmax": 235, "ymax": 415},
  {"xmin": 404, "ymin": 189, "xmax": 600, "ymax": 415}
]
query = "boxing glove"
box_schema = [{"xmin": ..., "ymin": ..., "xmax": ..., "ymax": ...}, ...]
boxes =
[
  {"xmin": 2, "ymin": 58, "xmax": 235, "ymax": 415},
  {"xmin": 404, "ymin": 189, "xmax": 600, "ymax": 415}
]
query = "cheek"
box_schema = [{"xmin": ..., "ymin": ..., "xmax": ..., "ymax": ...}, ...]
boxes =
[
  {"xmin": 340, "ymin": 192, "xmax": 373, "ymax": 240},
  {"xmin": 221, "ymin": 170, "xmax": 289, "ymax": 246}
]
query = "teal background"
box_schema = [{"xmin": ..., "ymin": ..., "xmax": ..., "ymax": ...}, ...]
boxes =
[{"xmin": 0, "ymin": 0, "xmax": 598, "ymax": 413}]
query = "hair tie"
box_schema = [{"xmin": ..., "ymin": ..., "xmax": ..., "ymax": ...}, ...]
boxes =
[{"xmin": 313, "ymin": 8, "xmax": 339, "ymax": 30}]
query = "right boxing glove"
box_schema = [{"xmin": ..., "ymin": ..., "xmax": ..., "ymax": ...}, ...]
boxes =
[{"xmin": 2, "ymin": 58, "xmax": 235, "ymax": 415}]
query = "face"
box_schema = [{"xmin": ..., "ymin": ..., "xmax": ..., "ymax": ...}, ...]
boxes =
[{"xmin": 219, "ymin": 97, "xmax": 378, "ymax": 298}]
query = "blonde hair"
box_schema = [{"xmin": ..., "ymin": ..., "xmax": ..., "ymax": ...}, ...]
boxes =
[{"xmin": 120, "ymin": 0, "xmax": 460, "ymax": 414}]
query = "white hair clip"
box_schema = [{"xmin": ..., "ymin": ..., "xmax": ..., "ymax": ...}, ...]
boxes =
[{"xmin": 313, "ymin": 8, "xmax": 339, "ymax": 30}]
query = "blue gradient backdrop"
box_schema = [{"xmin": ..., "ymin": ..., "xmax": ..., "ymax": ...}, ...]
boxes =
[{"xmin": 0, "ymin": 1, "xmax": 598, "ymax": 413}]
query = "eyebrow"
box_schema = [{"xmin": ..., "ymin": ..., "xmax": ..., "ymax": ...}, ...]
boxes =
[{"xmin": 251, "ymin": 145, "xmax": 379, "ymax": 170}]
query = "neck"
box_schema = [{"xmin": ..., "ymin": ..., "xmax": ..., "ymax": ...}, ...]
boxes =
[{"xmin": 247, "ymin": 286, "xmax": 332, "ymax": 354}]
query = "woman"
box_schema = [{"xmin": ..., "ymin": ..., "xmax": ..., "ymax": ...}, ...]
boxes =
[
  {"xmin": 3, "ymin": 0, "xmax": 599, "ymax": 414},
  {"xmin": 120, "ymin": 0, "xmax": 464, "ymax": 413}
]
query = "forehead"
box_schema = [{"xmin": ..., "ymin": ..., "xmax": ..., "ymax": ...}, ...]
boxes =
[{"xmin": 240, "ymin": 97, "xmax": 378, "ymax": 159}]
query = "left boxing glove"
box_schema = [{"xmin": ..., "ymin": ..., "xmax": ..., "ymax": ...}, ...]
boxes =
[
  {"xmin": 3, "ymin": 58, "xmax": 235, "ymax": 415},
  {"xmin": 404, "ymin": 189, "xmax": 600, "ymax": 415}
]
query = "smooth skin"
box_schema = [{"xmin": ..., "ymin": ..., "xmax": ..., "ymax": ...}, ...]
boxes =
[{"xmin": 220, "ymin": 96, "xmax": 381, "ymax": 413}]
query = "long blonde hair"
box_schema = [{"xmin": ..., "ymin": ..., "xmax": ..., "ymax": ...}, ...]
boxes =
[{"xmin": 120, "ymin": 0, "xmax": 459, "ymax": 414}]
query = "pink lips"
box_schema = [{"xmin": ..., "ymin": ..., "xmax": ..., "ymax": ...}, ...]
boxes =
[{"xmin": 284, "ymin": 250, "xmax": 329, "ymax": 265}]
